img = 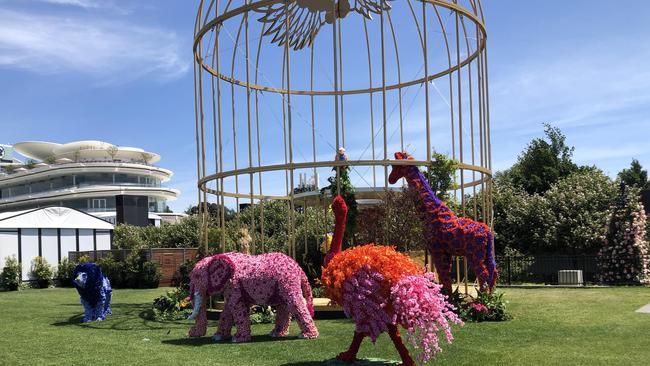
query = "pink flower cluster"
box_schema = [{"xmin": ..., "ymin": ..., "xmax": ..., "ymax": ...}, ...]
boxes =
[
  {"xmin": 390, "ymin": 272, "xmax": 463, "ymax": 365},
  {"xmin": 189, "ymin": 252, "xmax": 318, "ymax": 341},
  {"xmin": 471, "ymin": 303, "xmax": 488, "ymax": 312},
  {"xmin": 341, "ymin": 265, "xmax": 392, "ymax": 342}
]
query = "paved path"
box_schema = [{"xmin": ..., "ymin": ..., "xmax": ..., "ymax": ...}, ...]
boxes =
[{"xmin": 636, "ymin": 303, "xmax": 650, "ymax": 313}]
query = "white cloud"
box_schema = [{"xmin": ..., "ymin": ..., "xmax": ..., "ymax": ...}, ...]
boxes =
[
  {"xmin": 35, "ymin": 0, "xmax": 101, "ymax": 8},
  {"xmin": 0, "ymin": 8, "xmax": 189, "ymax": 84},
  {"xmin": 490, "ymin": 41, "xmax": 650, "ymax": 133}
]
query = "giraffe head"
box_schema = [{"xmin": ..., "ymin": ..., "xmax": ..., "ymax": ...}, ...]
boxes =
[{"xmin": 388, "ymin": 151, "xmax": 414, "ymax": 184}]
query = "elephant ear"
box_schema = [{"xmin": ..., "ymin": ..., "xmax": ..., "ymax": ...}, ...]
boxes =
[{"xmin": 207, "ymin": 254, "xmax": 236, "ymax": 294}]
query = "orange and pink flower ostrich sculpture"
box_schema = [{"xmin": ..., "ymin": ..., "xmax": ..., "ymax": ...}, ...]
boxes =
[{"xmin": 321, "ymin": 196, "xmax": 462, "ymax": 365}]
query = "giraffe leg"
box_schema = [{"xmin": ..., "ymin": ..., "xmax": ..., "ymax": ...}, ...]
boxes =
[
  {"xmin": 336, "ymin": 331, "xmax": 366, "ymax": 362},
  {"xmin": 468, "ymin": 255, "xmax": 489, "ymax": 292},
  {"xmin": 388, "ymin": 323, "xmax": 415, "ymax": 366},
  {"xmin": 432, "ymin": 251, "xmax": 453, "ymax": 294}
]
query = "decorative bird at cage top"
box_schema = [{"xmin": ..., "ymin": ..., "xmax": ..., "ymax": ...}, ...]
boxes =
[{"xmin": 255, "ymin": 0, "xmax": 392, "ymax": 50}]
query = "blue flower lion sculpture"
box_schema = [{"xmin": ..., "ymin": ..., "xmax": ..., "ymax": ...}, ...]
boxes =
[{"xmin": 73, "ymin": 263, "xmax": 112, "ymax": 322}]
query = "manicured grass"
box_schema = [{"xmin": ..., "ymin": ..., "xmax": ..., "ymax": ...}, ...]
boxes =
[{"xmin": 1, "ymin": 287, "xmax": 649, "ymax": 365}]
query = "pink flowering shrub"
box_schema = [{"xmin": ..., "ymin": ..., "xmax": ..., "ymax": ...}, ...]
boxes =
[
  {"xmin": 448, "ymin": 290, "xmax": 512, "ymax": 323},
  {"xmin": 390, "ymin": 272, "xmax": 463, "ymax": 365},
  {"xmin": 598, "ymin": 186, "xmax": 650, "ymax": 285},
  {"xmin": 462, "ymin": 300, "xmax": 491, "ymax": 322},
  {"xmin": 471, "ymin": 303, "xmax": 488, "ymax": 312}
]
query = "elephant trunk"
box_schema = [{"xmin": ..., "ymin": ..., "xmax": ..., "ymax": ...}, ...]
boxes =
[
  {"xmin": 188, "ymin": 259, "xmax": 212, "ymax": 337},
  {"xmin": 187, "ymin": 291, "xmax": 203, "ymax": 320},
  {"xmin": 188, "ymin": 289, "xmax": 208, "ymax": 337}
]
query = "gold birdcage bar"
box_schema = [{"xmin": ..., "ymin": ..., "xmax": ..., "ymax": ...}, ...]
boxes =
[{"xmin": 193, "ymin": 1, "xmax": 493, "ymax": 293}]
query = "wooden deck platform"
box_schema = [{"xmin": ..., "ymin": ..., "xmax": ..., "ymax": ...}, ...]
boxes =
[
  {"xmin": 207, "ymin": 283, "xmax": 478, "ymax": 318},
  {"xmin": 207, "ymin": 298, "xmax": 342, "ymax": 313}
]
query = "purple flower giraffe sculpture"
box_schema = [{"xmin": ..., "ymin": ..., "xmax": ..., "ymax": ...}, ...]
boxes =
[{"xmin": 388, "ymin": 151, "xmax": 498, "ymax": 293}]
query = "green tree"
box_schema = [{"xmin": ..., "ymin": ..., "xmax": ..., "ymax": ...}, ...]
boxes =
[
  {"xmin": 56, "ymin": 257, "xmax": 76, "ymax": 287},
  {"xmin": 1, "ymin": 256, "xmax": 22, "ymax": 291},
  {"xmin": 294, "ymin": 205, "xmax": 335, "ymax": 279},
  {"xmin": 504, "ymin": 123, "xmax": 579, "ymax": 195},
  {"xmin": 207, "ymin": 200, "xmax": 332, "ymax": 278},
  {"xmin": 185, "ymin": 202, "xmax": 236, "ymax": 221},
  {"xmin": 112, "ymin": 224, "xmax": 146, "ymax": 249},
  {"xmin": 544, "ymin": 169, "xmax": 616, "ymax": 254},
  {"xmin": 488, "ymin": 169, "xmax": 616, "ymax": 255},
  {"xmin": 113, "ymin": 216, "xmax": 202, "ymax": 249},
  {"xmin": 618, "ymin": 159, "xmax": 649, "ymax": 190},
  {"xmin": 355, "ymin": 186, "xmax": 426, "ymax": 253},
  {"xmin": 234, "ymin": 200, "xmax": 291, "ymax": 254},
  {"xmin": 489, "ymin": 178, "xmax": 553, "ymax": 255},
  {"xmin": 159, "ymin": 216, "xmax": 201, "ymax": 248},
  {"xmin": 30, "ymin": 256, "xmax": 53, "ymax": 288},
  {"xmin": 423, "ymin": 149, "xmax": 459, "ymax": 202}
]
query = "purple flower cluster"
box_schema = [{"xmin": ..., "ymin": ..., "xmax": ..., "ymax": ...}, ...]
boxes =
[
  {"xmin": 341, "ymin": 265, "xmax": 392, "ymax": 342},
  {"xmin": 390, "ymin": 272, "xmax": 463, "ymax": 365}
]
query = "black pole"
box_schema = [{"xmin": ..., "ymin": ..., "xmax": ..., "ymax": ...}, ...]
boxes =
[
  {"xmin": 38, "ymin": 228, "xmax": 42, "ymax": 257},
  {"xmin": 57, "ymin": 228, "xmax": 61, "ymax": 263},
  {"xmin": 93, "ymin": 229, "xmax": 97, "ymax": 261},
  {"xmin": 17, "ymin": 228, "xmax": 22, "ymax": 264}
]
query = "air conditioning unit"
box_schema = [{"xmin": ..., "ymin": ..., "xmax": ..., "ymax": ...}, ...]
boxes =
[{"xmin": 558, "ymin": 270, "xmax": 583, "ymax": 285}]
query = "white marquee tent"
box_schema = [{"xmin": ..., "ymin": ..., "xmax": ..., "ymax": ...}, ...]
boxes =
[{"xmin": 0, "ymin": 207, "xmax": 113, "ymax": 280}]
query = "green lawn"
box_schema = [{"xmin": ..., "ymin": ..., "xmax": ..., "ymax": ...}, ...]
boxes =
[{"xmin": 1, "ymin": 287, "xmax": 649, "ymax": 365}]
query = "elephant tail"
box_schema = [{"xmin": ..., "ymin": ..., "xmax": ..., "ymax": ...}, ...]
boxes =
[{"xmin": 301, "ymin": 272, "xmax": 315, "ymax": 318}]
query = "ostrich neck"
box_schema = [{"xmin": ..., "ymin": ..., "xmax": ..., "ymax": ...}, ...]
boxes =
[
  {"xmin": 328, "ymin": 206, "xmax": 347, "ymax": 259},
  {"xmin": 404, "ymin": 167, "xmax": 452, "ymax": 218}
]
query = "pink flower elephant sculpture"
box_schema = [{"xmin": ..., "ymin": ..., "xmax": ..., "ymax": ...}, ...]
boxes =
[{"xmin": 187, "ymin": 252, "xmax": 319, "ymax": 342}]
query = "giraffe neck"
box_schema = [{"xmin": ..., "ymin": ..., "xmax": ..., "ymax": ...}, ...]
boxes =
[{"xmin": 404, "ymin": 167, "xmax": 453, "ymax": 219}]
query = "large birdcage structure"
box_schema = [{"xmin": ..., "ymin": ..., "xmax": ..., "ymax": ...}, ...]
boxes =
[{"xmin": 193, "ymin": 0, "xmax": 493, "ymax": 259}]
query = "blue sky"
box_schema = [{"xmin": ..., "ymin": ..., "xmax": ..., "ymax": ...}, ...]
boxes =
[{"xmin": 2, "ymin": 0, "xmax": 650, "ymax": 212}]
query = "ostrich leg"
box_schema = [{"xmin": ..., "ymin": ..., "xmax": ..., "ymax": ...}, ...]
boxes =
[
  {"xmin": 336, "ymin": 331, "xmax": 366, "ymax": 362},
  {"xmin": 387, "ymin": 323, "xmax": 415, "ymax": 366}
]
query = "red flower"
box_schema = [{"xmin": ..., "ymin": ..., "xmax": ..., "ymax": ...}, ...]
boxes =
[{"xmin": 471, "ymin": 303, "xmax": 488, "ymax": 312}]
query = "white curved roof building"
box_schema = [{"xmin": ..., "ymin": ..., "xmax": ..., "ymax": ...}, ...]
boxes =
[{"xmin": 0, "ymin": 141, "xmax": 179, "ymax": 215}]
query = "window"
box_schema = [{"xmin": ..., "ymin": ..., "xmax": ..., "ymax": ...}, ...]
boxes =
[{"xmin": 90, "ymin": 198, "xmax": 107, "ymax": 211}]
